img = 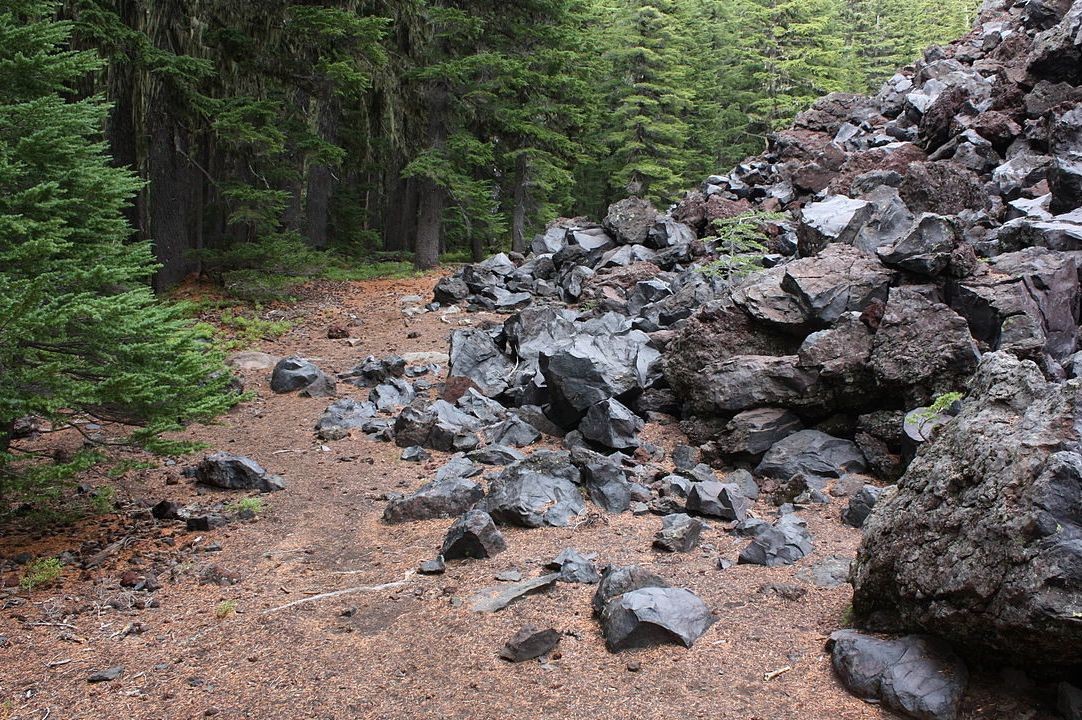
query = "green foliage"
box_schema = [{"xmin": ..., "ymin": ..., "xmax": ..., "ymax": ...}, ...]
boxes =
[
  {"xmin": 106, "ymin": 459, "xmax": 155, "ymax": 479},
  {"xmin": 88, "ymin": 485, "xmax": 116, "ymax": 514},
  {"xmin": 322, "ymin": 261, "xmax": 421, "ymax": 282},
  {"xmin": 699, "ymin": 211, "xmax": 786, "ymax": 282},
  {"xmin": 20, "ymin": 557, "xmax": 63, "ymax": 591},
  {"xmin": 218, "ymin": 310, "xmax": 292, "ymax": 348},
  {"xmin": 0, "ymin": 1, "xmax": 235, "ymax": 502},
  {"xmin": 227, "ymin": 497, "xmax": 265, "ymax": 514},
  {"xmin": 215, "ymin": 599, "xmax": 238, "ymax": 619}
]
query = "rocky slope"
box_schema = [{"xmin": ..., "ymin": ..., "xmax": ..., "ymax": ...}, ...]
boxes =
[{"xmin": 423, "ymin": 0, "xmax": 1082, "ymax": 715}]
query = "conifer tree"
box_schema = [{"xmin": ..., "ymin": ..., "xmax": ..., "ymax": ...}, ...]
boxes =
[{"xmin": 0, "ymin": 0, "xmax": 234, "ymax": 498}]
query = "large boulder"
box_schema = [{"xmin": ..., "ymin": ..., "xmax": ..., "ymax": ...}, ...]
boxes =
[
  {"xmin": 483, "ymin": 451, "xmax": 584, "ymax": 527},
  {"xmin": 1050, "ymin": 106, "xmax": 1082, "ymax": 215},
  {"xmin": 194, "ymin": 452, "xmax": 285, "ymax": 492},
  {"xmin": 797, "ymin": 196, "xmax": 874, "ymax": 256},
  {"xmin": 270, "ymin": 357, "xmax": 335, "ymax": 396},
  {"xmin": 441, "ymin": 510, "xmax": 507, "ymax": 560},
  {"xmin": 579, "ymin": 398, "xmax": 644, "ymax": 450},
  {"xmin": 828, "ymin": 630, "xmax": 968, "ymax": 720},
  {"xmin": 603, "ymin": 197, "xmax": 660, "ymax": 246},
  {"xmin": 448, "ymin": 329, "xmax": 514, "ymax": 398},
  {"xmin": 600, "ymin": 587, "xmax": 716, "ymax": 651},
  {"xmin": 383, "ymin": 476, "xmax": 484, "ymax": 524},
  {"xmin": 755, "ymin": 430, "xmax": 866, "ymax": 486},
  {"xmin": 851, "ymin": 352, "xmax": 1082, "ymax": 666}
]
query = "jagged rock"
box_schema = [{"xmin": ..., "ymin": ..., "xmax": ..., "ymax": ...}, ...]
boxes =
[
  {"xmin": 852, "ymin": 352, "xmax": 1082, "ymax": 665},
  {"xmin": 434, "ymin": 275, "xmax": 470, "ymax": 305},
  {"xmin": 1061, "ymin": 683, "xmax": 1082, "ymax": 720},
  {"xmin": 756, "ymin": 430, "xmax": 866, "ymax": 487},
  {"xmin": 671, "ymin": 445, "xmax": 699, "ymax": 471},
  {"xmin": 797, "ymin": 196, "xmax": 875, "ymax": 256},
  {"xmin": 828, "ymin": 631, "xmax": 968, "ymax": 720},
  {"xmin": 194, "ymin": 452, "xmax": 285, "ymax": 492},
  {"xmin": 419, "ymin": 556, "xmax": 446, "ymax": 574},
  {"xmin": 270, "ymin": 357, "xmax": 335, "ymax": 396},
  {"xmin": 993, "ymin": 148, "xmax": 1051, "ymax": 197},
  {"xmin": 483, "ymin": 416, "xmax": 542, "ymax": 448},
  {"xmin": 715, "ymin": 409, "xmax": 803, "ymax": 458},
  {"xmin": 151, "ymin": 500, "xmax": 182, "ymax": 520},
  {"xmin": 731, "ymin": 266, "xmax": 809, "ymax": 331},
  {"xmin": 383, "ymin": 476, "xmax": 484, "ymax": 524},
  {"xmin": 548, "ymin": 548, "xmax": 600, "ymax": 584},
  {"xmin": 686, "ymin": 481, "xmax": 750, "ymax": 521},
  {"xmin": 653, "ymin": 514, "xmax": 703, "ymax": 552},
  {"xmin": 842, "ymin": 485, "xmax": 884, "ymax": 529},
  {"xmin": 401, "ymin": 446, "xmax": 431, "ymax": 462},
  {"xmin": 467, "ymin": 445, "xmax": 526, "ymax": 466},
  {"xmin": 500, "ymin": 626, "xmax": 561, "ymax": 663},
  {"xmin": 947, "ymin": 247, "xmax": 1080, "ymax": 362},
  {"xmin": 441, "ymin": 510, "xmax": 507, "ymax": 560},
  {"xmin": 393, "ymin": 400, "xmax": 482, "ymax": 452},
  {"xmin": 738, "ymin": 515, "xmax": 813, "ymax": 567},
  {"xmin": 579, "ymin": 398, "xmax": 644, "ymax": 450},
  {"xmin": 448, "ymin": 329, "xmax": 514, "ymax": 398},
  {"xmin": 339, "ymin": 355, "xmax": 406, "ymax": 388},
  {"xmin": 1028, "ymin": 0, "xmax": 1082, "ymax": 83},
  {"xmin": 604, "ymin": 197, "xmax": 659, "ymax": 246},
  {"xmin": 869, "ymin": 287, "xmax": 980, "ymax": 402},
  {"xmin": 470, "ymin": 573, "xmax": 559, "ymax": 613},
  {"xmin": 877, "ymin": 214, "xmax": 961, "ymax": 276},
  {"xmin": 900, "ymin": 161, "xmax": 985, "ymax": 215},
  {"xmin": 782, "ymin": 244, "xmax": 895, "ymax": 324},
  {"xmin": 600, "ymin": 587, "xmax": 716, "ymax": 651},
  {"xmin": 369, "ymin": 378, "xmax": 416, "ymax": 412},
  {"xmin": 483, "ymin": 451, "xmax": 584, "ymax": 527},
  {"xmin": 591, "ymin": 565, "xmax": 671, "ymax": 615},
  {"xmin": 315, "ymin": 399, "xmax": 378, "ymax": 440},
  {"xmin": 573, "ymin": 450, "xmax": 632, "ymax": 513},
  {"xmin": 1050, "ymin": 106, "xmax": 1082, "ymax": 215},
  {"xmin": 685, "ymin": 354, "xmax": 819, "ymax": 416}
]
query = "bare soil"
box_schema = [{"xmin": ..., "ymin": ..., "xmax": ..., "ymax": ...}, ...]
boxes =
[{"xmin": 0, "ymin": 273, "xmax": 1059, "ymax": 720}]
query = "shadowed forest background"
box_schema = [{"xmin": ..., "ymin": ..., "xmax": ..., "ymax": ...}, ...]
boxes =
[{"xmin": 63, "ymin": 0, "xmax": 977, "ymax": 294}]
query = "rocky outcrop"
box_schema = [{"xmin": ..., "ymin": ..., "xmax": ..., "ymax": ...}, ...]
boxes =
[{"xmin": 851, "ymin": 352, "xmax": 1082, "ymax": 666}]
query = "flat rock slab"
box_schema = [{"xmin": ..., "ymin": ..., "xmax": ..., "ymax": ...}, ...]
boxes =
[
  {"xmin": 828, "ymin": 630, "xmax": 968, "ymax": 720},
  {"xmin": 470, "ymin": 573, "xmax": 560, "ymax": 613},
  {"xmin": 500, "ymin": 626, "xmax": 561, "ymax": 662}
]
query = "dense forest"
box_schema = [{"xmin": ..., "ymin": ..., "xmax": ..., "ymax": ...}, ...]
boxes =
[{"xmin": 58, "ymin": 0, "xmax": 978, "ymax": 291}]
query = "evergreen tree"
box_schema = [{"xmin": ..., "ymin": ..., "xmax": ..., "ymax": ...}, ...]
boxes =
[{"xmin": 0, "ymin": 0, "xmax": 234, "ymax": 499}]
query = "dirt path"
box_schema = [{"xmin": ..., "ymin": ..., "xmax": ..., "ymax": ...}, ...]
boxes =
[{"xmin": 0, "ymin": 274, "xmax": 1050, "ymax": 720}]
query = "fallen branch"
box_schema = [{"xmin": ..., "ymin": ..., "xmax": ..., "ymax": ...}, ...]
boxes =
[
  {"xmin": 261, "ymin": 571, "xmax": 415, "ymax": 614},
  {"xmin": 763, "ymin": 665, "xmax": 792, "ymax": 681}
]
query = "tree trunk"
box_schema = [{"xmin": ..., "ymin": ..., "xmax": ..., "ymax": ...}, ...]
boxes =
[
  {"xmin": 414, "ymin": 178, "xmax": 444, "ymax": 269},
  {"xmin": 511, "ymin": 154, "xmax": 529, "ymax": 253},
  {"xmin": 306, "ymin": 93, "xmax": 339, "ymax": 249}
]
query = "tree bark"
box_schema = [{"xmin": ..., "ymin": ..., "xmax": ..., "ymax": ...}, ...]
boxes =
[
  {"xmin": 511, "ymin": 154, "xmax": 529, "ymax": 254},
  {"xmin": 414, "ymin": 177, "xmax": 444, "ymax": 269}
]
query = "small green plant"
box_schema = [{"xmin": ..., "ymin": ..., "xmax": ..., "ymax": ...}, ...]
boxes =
[
  {"xmin": 912, "ymin": 391, "xmax": 965, "ymax": 440},
  {"xmin": 215, "ymin": 599, "xmax": 238, "ymax": 619},
  {"xmin": 88, "ymin": 486, "xmax": 117, "ymax": 514},
  {"xmin": 218, "ymin": 309, "xmax": 292, "ymax": 348},
  {"xmin": 699, "ymin": 211, "xmax": 786, "ymax": 283},
  {"xmin": 227, "ymin": 497, "xmax": 265, "ymax": 514},
  {"xmin": 20, "ymin": 558, "xmax": 63, "ymax": 592},
  {"xmin": 322, "ymin": 261, "xmax": 422, "ymax": 282}
]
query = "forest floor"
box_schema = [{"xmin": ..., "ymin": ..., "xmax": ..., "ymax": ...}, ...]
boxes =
[{"xmin": 0, "ymin": 272, "xmax": 1062, "ymax": 720}]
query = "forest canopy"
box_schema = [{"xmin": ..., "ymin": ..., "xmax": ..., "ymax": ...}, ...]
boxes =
[{"xmin": 60, "ymin": 0, "xmax": 978, "ymax": 288}]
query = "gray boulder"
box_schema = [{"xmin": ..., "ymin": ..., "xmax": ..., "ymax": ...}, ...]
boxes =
[
  {"xmin": 315, "ymin": 398, "xmax": 377, "ymax": 441},
  {"xmin": 604, "ymin": 197, "xmax": 660, "ymax": 246},
  {"xmin": 592, "ymin": 565, "xmax": 671, "ymax": 615},
  {"xmin": 579, "ymin": 398, "xmax": 644, "ymax": 450},
  {"xmin": 686, "ymin": 481, "xmax": 750, "ymax": 521},
  {"xmin": 781, "ymin": 244, "xmax": 894, "ymax": 325},
  {"xmin": 194, "ymin": 452, "xmax": 285, "ymax": 492},
  {"xmin": 797, "ymin": 195, "xmax": 874, "ymax": 256},
  {"xmin": 369, "ymin": 378, "xmax": 416, "ymax": 412},
  {"xmin": 383, "ymin": 476, "xmax": 484, "ymax": 524},
  {"xmin": 653, "ymin": 513, "xmax": 704, "ymax": 552},
  {"xmin": 828, "ymin": 630, "xmax": 968, "ymax": 720},
  {"xmin": 716, "ymin": 408, "xmax": 804, "ymax": 457},
  {"xmin": 738, "ymin": 515, "xmax": 813, "ymax": 567},
  {"xmin": 877, "ymin": 214, "xmax": 961, "ymax": 277},
  {"xmin": 500, "ymin": 626, "xmax": 561, "ymax": 663},
  {"xmin": 339, "ymin": 355, "xmax": 406, "ymax": 388},
  {"xmin": 483, "ymin": 451, "xmax": 584, "ymax": 527},
  {"xmin": 1050, "ymin": 106, "xmax": 1082, "ymax": 216},
  {"xmin": 441, "ymin": 510, "xmax": 507, "ymax": 560},
  {"xmin": 449, "ymin": 329, "xmax": 514, "ymax": 398},
  {"xmin": 852, "ymin": 352, "xmax": 1082, "ymax": 665},
  {"xmin": 600, "ymin": 587, "xmax": 716, "ymax": 651},
  {"xmin": 548, "ymin": 548, "xmax": 600, "ymax": 584},
  {"xmin": 842, "ymin": 485, "xmax": 884, "ymax": 529},
  {"xmin": 271, "ymin": 357, "xmax": 334, "ymax": 396},
  {"xmin": 756, "ymin": 430, "xmax": 866, "ymax": 487}
]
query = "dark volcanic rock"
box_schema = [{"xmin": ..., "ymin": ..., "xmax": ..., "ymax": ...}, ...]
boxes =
[
  {"xmin": 548, "ymin": 548, "xmax": 600, "ymax": 584},
  {"xmin": 592, "ymin": 565, "xmax": 671, "ymax": 615},
  {"xmin": 600, "ymin": 587, "xmax": 716, "ymax": 651},
  {"xmin": 877, "ymin": 214, "xmax": 961, "ymax": 277},
  {"xmin": 383, "ymin": 477, "xmax": 484, "ymax": 524},
  {"xmin": 604, "ymin": 197, "xmax": 660, "ymax": 246},
  {"xmin": 842, "ymin": 485, "xmax": 884, "ymax": 529},
  {"xmin": 483, "ymin": 451, "xmax": 584, "ymax": 527},
  {"xmin": 271, "ymin": 357, "xmax": 335, "ymax": 395},
  {"xmin": 1050, "ymin": 106, "xmax": 1082, "ymax": 215},
  {"xmin": 755, "ymin": 430, "xmax": 866, "ymax": 487},
  {"xmin": 579, "ymin": 398, "xmax": 644, "ymax": 450},
  {"xmin": 195, "ymin": 452, "xmax": 285, "ymax": 492},
  {"xmin": 500, "ymin": 626, "xmax": 561, "ymax": 663},
  {"xmin": 686, "ymin": 481, "xmax": 750, "ymax": 521},
  {"xmin": 315, "ymin": 398, "xmax": 378, "ymax": 441},
  {"xmin": 441, "ymin": 510, "xmax": 507, "ymax": 560},
  {"xmin": 715, "ymin": 408, "xmax": 804, "ymax": 457},
  {"xmin": 470, "ymin": 573, "xmax": 559, "ymax": 613},
  {"xmin": 828, "ymin": 630, "xmax": 968, "ymax": 720},
  {"xmin": 449, "ymin": 329, "xmax": 514, "ymax": 398},
  {"xmin": 738, "ymin": 515, "xmax": 813, "ymax": 567},
  {"xmin": 340, "ymin": 355, "xmax": 406, "ymax": 388},
  {"xmin": 653, "ymin": 513, "xmax": 704, "ymax": 553},
  {"xmin": 852, "ymin": 352, "xmax": 1082, "ymax": 666}
]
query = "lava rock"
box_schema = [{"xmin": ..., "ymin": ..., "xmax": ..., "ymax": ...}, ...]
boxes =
[
  {"xmin": 738, "ymin": 515, "xmax": 813, "ymax": 567},
  {"xmin": 579, "ymin": 398, "xmax": 645, "ymax": 450},
  {"xmin": 383, "ymin": 477, "xmax": 484, "ymax": 524},
  {"xmin": 440, "ymin": 510, "xmax": 507, "ymax": 560},
  {"xmin": 797, "ymin": 195, "xmax": 874, "ymax": 256},
  {"xmin": 653, "ymin": 514, "xmax": 704, "ymax": 553},
  {"xmin": 842, "ymin": 485, "xmax": 883, "ymax": 528},
  {"xmin": 470, "ymin": 573, "xmax": 559, "ymax": 613},
  {"xmin": 419, "ymin": 556, "xmax": 446, "ymax": 575},
  {"xmin": 604, "ymin": 197, "xmax": 660, "ymax": 246},
  {"xmin": 592, "ymin": 565, "xmax": 671, "ymax": 615},
  {"xmin": 500, "ymin": 626, "xmax": 561, "ymax": 663},
  {"xmin": 369, "ymin": 378, "xmax": 417, "ymax": 412},
  {"xmin": 467, "ymin": 445, "xmax": 527, "ymax": 466},
  {"xmin": 756, "ymin": 431, "xmax": 866, "ymax": 488},
  {"xmin": 448, "ymin": 329, "xmax": 515, "ymax": 398},
  {"xmin": 194, "ymin": 452, "xmax": 285, "ymax": 493},
  {"xmin": 316, "ymin": 398, "xmax": 378, "ymax": 441},
  {"xmin": 828, "ymin": 630, "xmax": 968, "ymax": 720},
  {"xmin": 600, "ymin": 587, "xmax": 716, "ymax": 651},
  {"xmin": 340, "ymin": 355, "xmax": 407, "ymax": 388},
  {"xmin": 270, "ymin": 357, "xmax": 335, "ymax": 395},
  {"xmin": 483, "ymin": 451, "xmax": 584, "ymax": 527},
  {"xmin": 548, "ymin": 548, "xmax": 600, "ymax": 584},
  {"xmin": 686, "ymin": 481, "xmax": 750, "ymax": 522},
  {"xmin": 87, "ymin": 666, "xmax": 124, "ymax": 683}
]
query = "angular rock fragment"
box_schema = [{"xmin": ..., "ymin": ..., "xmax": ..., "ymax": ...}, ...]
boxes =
[
  {"xmin": 579, "ymin": 398, "xmax": 644, "ymax": 450},
  {"xmin": 755, "ymin": 430, "xmax": 866, "ymax": 488},
  {"xmin": 483, "ymin": 451, "xmax": 584, "ymax": 528},
  {"xmin": 194, "ymin": 452, "xmax": 285, "ymax": 493},
  {"xmin": 470, "ymin": 573, "xmax": 559, "ymax": 613},
  {"xmin": 686, "ymin": 481, "xmax": 750, "ymax": 522},
  {"xmin": 842, "ymin": 485, "xmax": 883, "ymax": 529},
  {"xmin": 441, "ymin": 510, "xmax": 507, "ymax": 560},
  {"xmin": 500, "ymin": 626, "xmax": 561, "ymax": 663},
  {"xmin": 271, "ymin": 357, "xmax": 335, "ymax": 396},
  {"xmin": 383, "ymin": 477, "xmax": 484, "ymax": 524},
  {"xmin": 601, "ymin": 587, "xmax": 716, "ymax": 651},
  {"xmin": 316, "ymin": 399, "xmax": 378, "ymax": 441},
  {"xmin": 738, "ymin": 515, "xmax": 813, "ymax": 567},
  {"xmin": 653, "ymin": 514, "xmax": 703, "ymax": 553}
]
